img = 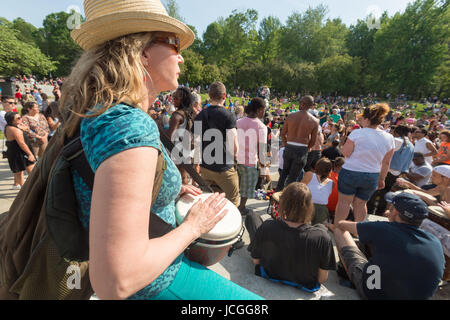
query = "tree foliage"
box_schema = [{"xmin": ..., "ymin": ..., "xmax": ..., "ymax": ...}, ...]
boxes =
[{"xmin": 0, "ymin": 24, "xmax": 55, "ymax": 77}]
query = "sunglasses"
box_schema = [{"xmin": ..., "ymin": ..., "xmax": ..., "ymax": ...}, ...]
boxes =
[
  {"xmin": 6, "ymin": 101, "xmax": 15, "ymax": 105},
  {"xmin": 151, "ymin": 36, "xmax": 181, "ymax": 54}
]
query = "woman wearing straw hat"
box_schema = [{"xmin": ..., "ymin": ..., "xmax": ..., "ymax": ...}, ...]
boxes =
[{"xmin": 63, "ymin": 0, "xmax": 262, "ymax": 300}]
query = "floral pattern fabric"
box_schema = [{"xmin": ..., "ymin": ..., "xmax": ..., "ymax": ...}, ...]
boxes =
[{"xmin": 72, "ymin": 104, "xmax": 183, "ymax": 299}]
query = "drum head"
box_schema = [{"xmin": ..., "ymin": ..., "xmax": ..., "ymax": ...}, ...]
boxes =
[
  {"xmin": 428, "ymin": 206, "xmax": 449, "ymax": 220},
  {"xmin": 176, "ymin": 193, "xmax": 242, "ymax": 241}
]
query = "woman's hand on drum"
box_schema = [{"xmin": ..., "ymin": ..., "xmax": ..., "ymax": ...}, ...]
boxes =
[
  {"xmin": 179, "ymin": 184, "xmax": 202, "ymax": 199},
  {"xmin": 184, "ymin": 193, "xmax": 228, "ymax": 239},
  {"xmin": 438, "ymin": 201, "xmax": 450, "ymax": 218}
]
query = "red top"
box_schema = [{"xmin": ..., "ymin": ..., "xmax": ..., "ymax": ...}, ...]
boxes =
[{"xmin": 327, "ymin": 171, "xmax": 339, "ymax": 213}]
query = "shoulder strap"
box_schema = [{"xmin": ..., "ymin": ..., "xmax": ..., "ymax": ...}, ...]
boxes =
[
  {"xmin": 65, "ymin": 131, "xmax": 174, "ymax": 239},
  {"xmin": 157, "ymin": 122, "xmax": 213, "ymax": 193}
]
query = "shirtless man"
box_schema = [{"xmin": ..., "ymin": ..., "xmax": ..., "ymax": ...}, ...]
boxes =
[{"xmin": 276, "ymin": 96, "xmax": 319, "ymax": 191}]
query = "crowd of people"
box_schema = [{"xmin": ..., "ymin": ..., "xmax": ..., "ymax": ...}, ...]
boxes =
[
  {"xmin": 142, "ymin": 81, "xmax": 450, "ymax": 299},
  {"xmin": 1, "ymin": 77, "xmax": 449, "ymax": 299},
  {"xmin": 1, "ymin": 83, "xmax": 61, "ymax": 189},
  {"xmin": 0, "ymin": 0, "xmax": 449, "ymax": 300}
]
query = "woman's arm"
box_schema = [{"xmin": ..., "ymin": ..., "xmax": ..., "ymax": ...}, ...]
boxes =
[
  {"xmin": 167, "ymin": 112, "xmax": 184, "ymax": 140},
  {"xmin": 47, "ymin": 117, "xmax": 61, "ymax": 132},
  {"xmin": 89, "ymin": 147, "xmax": 227, "ymax": 300},
  {"xmin": 9, "ymin": 127, "xmax": 36, "ymax": 162},
  {"xmin": 378, "ymin": 149, "xmax": 395, "ymax": 190},
  {"xmin": 341, "ymin": 138, "xmax": 355, "ymax": 158},
  {"xmin": 300, "ymin": 171, "xmax": 313, "ymax": 185},
  {"xmin": 425, "ymin": 142, "xmax": 438, "ymax": 158}
]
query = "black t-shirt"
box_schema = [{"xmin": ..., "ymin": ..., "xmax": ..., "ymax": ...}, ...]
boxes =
[
  {"xmin": 321, "ymin": 146, "xmax": 343, "ymax": 161},
  {"xmin": 248, "ymin": 221, "xmax": 336, "ymax": 289},
  {"xmin": 357, "ymin": 221, "xmax": 445, "ymax": 300},
  {"xmin": 193, "ymin": 105, "xmax": 237, "ymax": 172}
]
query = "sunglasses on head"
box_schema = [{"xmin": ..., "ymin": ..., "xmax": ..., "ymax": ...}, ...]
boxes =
[{"xmin": 151, "ymin": 36, "xmax": 181, "ymax": 54}]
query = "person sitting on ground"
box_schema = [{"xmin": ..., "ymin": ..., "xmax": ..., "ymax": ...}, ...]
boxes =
[
  {"xmin": 405, "ymin": 153, "xmax": 433, "ymax": 188},
  {"xmin": 301, "ymin": 158, "xmax": 334, "ymax": 225},
  {"xmin": 322, "ymin": 139, "xmax": 343, "ymax": 162},
  {"xmin": 246, "ymin": 182, "xmax": 336, "ymax": 291},
  {"xmin": 330, "ymin": 192, "xmax": 444, "ymax": 300},
  {"xmin": 397, "ymin": 165, "xmax": 450, "ymax": 206}
]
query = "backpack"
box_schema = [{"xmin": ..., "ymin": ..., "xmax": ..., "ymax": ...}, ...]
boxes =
[{"xmin": 0, "ymin": 127, "xmax": 169, "ymax": 300}]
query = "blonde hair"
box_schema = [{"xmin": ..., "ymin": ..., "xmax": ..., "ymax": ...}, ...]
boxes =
[{"xmin": 60, "ymin": 32, "xmax": 155, "ymax": 139}]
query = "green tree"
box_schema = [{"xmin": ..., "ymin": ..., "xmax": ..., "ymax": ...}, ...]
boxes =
[
  {"xmin": 38, "ymin": 11, "xmax": 83, "ymax": 77},
  {"xmin": 179, "ymin": 49, "xmax": 204, "ymax": 86},
  {"xmin": 163, "ymin": 0, "xmax": 184, "ymax": 22},
  {"xmin": 317, "ymin": 54, "xmax": 361, "ymax": 95},
  {"xmin": 369, "ymin": 0, "xmax": 449, "ymax": 97},
  {"xmin": 0, "ymin": 25, "xmax": 56, "ymax": 77},
  {"xmin": 279, "ymin": 5, "xmax": 328, "ymax": 64},
  {"xmin": 11, "ymin": 18, "xmax": 40, "ymax": 46},
  {"xmin": 257, "ymin": 16, "xmax": 281, "ymax": 64},
  {"xmin": 202, "ymin": 64, "xmax": 222, "ymax": 85}
]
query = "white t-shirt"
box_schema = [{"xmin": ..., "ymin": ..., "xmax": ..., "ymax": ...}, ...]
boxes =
[
  {"xmin": 343, "ymin": 128, "xmax": 395, "ymax": 173},
  {"xmin": 0, "ymin": 111, "xmax": 6, "ymax": 133},
  {"xmin": 409, "ymin": 163, "xmax": 433, "ymax": 188},
  {"xmin": 414, "ymin": 137, "xmax": 434, "ymax": 166}
]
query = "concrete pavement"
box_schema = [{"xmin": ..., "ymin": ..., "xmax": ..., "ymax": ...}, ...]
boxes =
[{"xmin": 0, "ymin": 153, "xmax": 447, "ymax": 300}]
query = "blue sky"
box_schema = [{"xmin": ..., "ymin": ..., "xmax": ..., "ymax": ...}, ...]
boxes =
[{"xmin": 4, "ymin": 0, "xmax": 413, "ymax": 37}]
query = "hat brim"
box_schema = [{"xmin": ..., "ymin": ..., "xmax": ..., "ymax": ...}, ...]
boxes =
[
  {"xmin": 71, "ymin": 11, "xmax": 195, "ymax": 51},
  {"xmin": 384, "ymin": 192, "xmax": 398, "ymax": 203}
]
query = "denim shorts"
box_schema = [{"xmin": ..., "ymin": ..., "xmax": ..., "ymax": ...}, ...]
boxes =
[{"xmin": 338, "ymin": 168, "xmax": 379, "ymax": 201}]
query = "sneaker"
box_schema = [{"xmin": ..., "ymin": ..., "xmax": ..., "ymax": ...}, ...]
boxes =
[{"xmin": 11, "ymin": 185, "xmax": 21, "ymax": 190}]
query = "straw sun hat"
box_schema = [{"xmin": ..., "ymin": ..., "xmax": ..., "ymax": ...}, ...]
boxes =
[{"xmin": 71, "ymin": 0, "xmax": 195, "ymax": 51}]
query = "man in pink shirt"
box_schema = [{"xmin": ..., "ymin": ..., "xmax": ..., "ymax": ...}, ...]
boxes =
[{"xmin": 236, "ymin": 98, "xmax": 268, "ymax": 215}]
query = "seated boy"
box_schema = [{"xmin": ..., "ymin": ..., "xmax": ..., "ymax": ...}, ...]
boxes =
[{"xmin": 246, "ymin": 183, "xmax": 336, "ymax": 291}]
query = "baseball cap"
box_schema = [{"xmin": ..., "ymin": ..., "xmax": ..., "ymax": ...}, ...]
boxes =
[
  {"xmin": 384, "ymin": 192, "xmax": 428, "ymax": 224},
  {"xmin": 433, "ymin": 165, "xmax": 450, "ymax": 179}
]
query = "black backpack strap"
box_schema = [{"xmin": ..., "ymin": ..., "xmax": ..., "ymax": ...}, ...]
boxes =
[
  {"xmin": 157, "ymin": 122, "xmax": 214, "ymax": 193},
  {"xmin": 64, "ymin": 131, "xmax": 174, "ymax": 239},
  {"xmin": 62, "ymin": 133, "xmax": 94, "ymax": 190}
]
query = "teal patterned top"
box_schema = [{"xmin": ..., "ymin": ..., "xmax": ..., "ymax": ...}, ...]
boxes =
[{"xmin": 72, "ymin": 104, "xmax": 183, "ymax": 299}]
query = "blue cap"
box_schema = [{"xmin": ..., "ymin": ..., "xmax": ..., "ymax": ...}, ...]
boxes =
[{"xmin": 384, "ymin": 192, "xmax": 428, "ymax": 224}]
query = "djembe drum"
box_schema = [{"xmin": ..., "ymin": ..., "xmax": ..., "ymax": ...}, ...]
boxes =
[
  {"xmin": 428, "ymin": 206, "xmax": 450, "ymax": 281},
  {"xmin": 176, "ymin": 193, "xmax": 244, "ymax": 267}
]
